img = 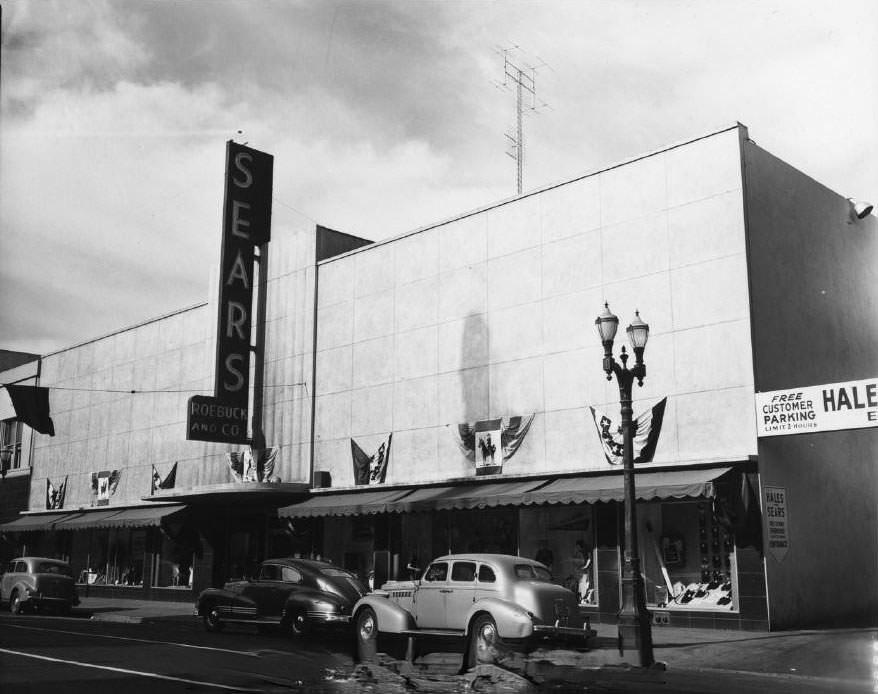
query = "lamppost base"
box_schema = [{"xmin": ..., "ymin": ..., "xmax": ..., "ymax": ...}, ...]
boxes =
[{"xmin": 617, "ymin": 612, "xmax": 655, "ymax": 667}]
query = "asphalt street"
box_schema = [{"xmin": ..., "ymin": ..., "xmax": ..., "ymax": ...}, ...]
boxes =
[
  {"xmin": 0, "ymin": 602, "xmax": 875, "ymax": 693},
  {"xmin": 0, "ymin": 614, "xmax": 353, "ymax": 694}
]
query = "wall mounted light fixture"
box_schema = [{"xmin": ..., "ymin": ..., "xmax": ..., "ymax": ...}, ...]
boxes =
[{"xmin": 847, "ymin": 198, "xmax": 874, "ymax": 220}]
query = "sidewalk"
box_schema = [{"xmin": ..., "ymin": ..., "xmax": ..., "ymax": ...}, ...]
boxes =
[
  {"xmin": 75, "ymin": 595, "xmax": 195, "ymax": 624},
  {"xmin": 73, "ymin": 596, "xmax": 877, "ymax": 687}
]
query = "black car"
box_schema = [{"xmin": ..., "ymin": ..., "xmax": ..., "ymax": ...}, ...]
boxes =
[{"xmin": 195, "ymin": 558, "xmax": 367, "ymax": 635}]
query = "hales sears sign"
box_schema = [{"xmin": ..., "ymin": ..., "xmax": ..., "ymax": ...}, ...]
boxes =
[{"xmin": 188, "ymin": 141, "xmax": 274, "ymax": 444}]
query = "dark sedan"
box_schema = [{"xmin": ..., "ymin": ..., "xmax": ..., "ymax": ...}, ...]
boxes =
[{"xmin": 195, "ymin": 557, "xmax": 367, "ymax": 636}]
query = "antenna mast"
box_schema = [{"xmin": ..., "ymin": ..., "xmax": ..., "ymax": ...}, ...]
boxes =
[{"xmin": 497, "ymin": 47, "xmax": 549, "ymax": 196}]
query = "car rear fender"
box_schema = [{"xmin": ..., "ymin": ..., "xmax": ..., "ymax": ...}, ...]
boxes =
[
  {"xmin": 283, "ymin": 588, "xmax": 341, "ymax": 610},
  {"xmin": 465, "ymin": 597, "xmax": 535, "ymax": 640},
  {"xmin": 352, "ymin": 595, "xmax": 415, "ymax": 634}
]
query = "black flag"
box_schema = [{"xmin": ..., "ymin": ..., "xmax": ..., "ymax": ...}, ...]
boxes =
[{"xmin": 5, "ymin": 385, "xmax": 55, "ymax": 436}]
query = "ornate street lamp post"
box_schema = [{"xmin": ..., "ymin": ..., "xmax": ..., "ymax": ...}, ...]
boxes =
[{"xmin": 595, "ymin": 302, "xmax": 654, "ymax": 667}]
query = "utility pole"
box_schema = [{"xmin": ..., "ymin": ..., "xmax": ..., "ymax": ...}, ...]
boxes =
[{"xmin": 496, "ymin": 47, "xmax": 549, "ymax": 196}]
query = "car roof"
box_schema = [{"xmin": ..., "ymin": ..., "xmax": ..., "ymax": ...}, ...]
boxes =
[
  {"xmin": 12, "ymin": 557, "xmax": 69, "ymax": 564},
  {"xmin": 262, "ymin": 557, "xmax": 344, "ymax": 571},
  {"xmin": 429, "ymin": 554, "xmax": 541, "ymax": 567}
]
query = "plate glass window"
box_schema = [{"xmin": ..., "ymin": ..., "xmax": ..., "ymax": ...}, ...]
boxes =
[{"xmin": 1, "ymin": 419, "xmax": 23, "ymax": 471}]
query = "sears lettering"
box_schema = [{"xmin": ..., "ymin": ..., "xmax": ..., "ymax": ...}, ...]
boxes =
[
  {"xmin": 225, "ymin": 301, "xmax": 248, "ymax": 340},
  {"xmin": 232, "ymin": 152, "xmax": 254, "ymax": 188},
  {"xmin": 223, "ymin": 354, "xmax": 246, "ymax": 392},
  {"xmin": 231, "ymin": 200, "xmax": 252, "ymax": 239}
]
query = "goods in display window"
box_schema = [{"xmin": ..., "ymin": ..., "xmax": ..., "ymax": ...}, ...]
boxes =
[
  {"xmin": 519, "ymin": 505, "xmax": 598, "ymax": 607},
  {"xmin": 640, "ymin": 500, "xmax": 737, "ymax": 612}
]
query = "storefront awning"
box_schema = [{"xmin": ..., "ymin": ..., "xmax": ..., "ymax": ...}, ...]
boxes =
[
  {"xmin": 50, "ymin": 510, "xmax": 121, "ymax": 530},
  {"xmin": 277, "ymin": 467, "xmax": 733, "ymax": 518},
  {"xmin": 279, "ymin": 489, "xmax": 413, "ymax": 518},
  {"xmin": 0, "ymin": 513, "xmax": 76, "ymax": 532},
  {"xmin": 52, "ymin": 505, "xmax": 187, "ymax": 530},
  {"xmin": 99, "ymin": 504, "xmax": 187, "ymax": 528},
  {"xmin": 387, "ymin": 479, "xmax": 548, "ymax": 513},
  {"xmin": 521, "ymin": 467, "xmax": 733, "ymax": 505},
  {"xmin": 280, "ymin": 479, "xmax": 550, "ymax": 518}
]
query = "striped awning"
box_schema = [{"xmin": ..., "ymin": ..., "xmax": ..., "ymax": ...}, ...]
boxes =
[
  {"xmin": 0, "ymin": 512, "xmax": 75, "ymax": 532},
  {"xmin": 521, "ymin": 467, "xmax": 732, "ymax": 505},
  {"xmin": 52, "ymin": 504, "xmax": 187, "ymax": 530},
  {"xmin": 277, "ymin": 467, "xmax": 733, "ymax": 518},
  {"xmin": 386, "ymin": 480, "xmax": 548, "ymax": 513},
  {"xmin": 278, "ymin": 489, "xmax": 413, "ymax": 518}
]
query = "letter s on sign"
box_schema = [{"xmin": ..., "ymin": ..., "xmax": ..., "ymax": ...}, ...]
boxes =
[
  {"xmin": 233, "ymin": 152, "xmax": 254, "ymax": 189},
  {"xmin": 223, "ymin": 354, "xmax": 246, "ymax": 392}
]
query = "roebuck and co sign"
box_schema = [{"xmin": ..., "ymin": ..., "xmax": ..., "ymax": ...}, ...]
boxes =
[
  {"xmin": 755, "ymin": 377, "xmax": 878, "ymax": 437},
  {"xmin": 188, "ymin": 141, "xmax": 273, "ymax": 444}
]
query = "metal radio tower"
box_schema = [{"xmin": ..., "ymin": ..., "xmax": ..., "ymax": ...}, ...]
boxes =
[{"xmin": 495, "ymin": 47, "xmax": 549, "ymax": 195}]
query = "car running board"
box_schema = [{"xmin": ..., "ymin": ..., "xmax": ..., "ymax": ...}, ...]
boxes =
[{"xmin": 400, "ymin": 628, "xmax": 464, "ymax": 638}]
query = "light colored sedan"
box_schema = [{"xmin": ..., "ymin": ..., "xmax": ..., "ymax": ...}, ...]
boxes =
[
  {"xmin": 1, "ymin": 557, "xmax": 80, "ymax": 615},
  {"xmin": 352, "ymin": 553, "xmax": 595, "ymax": 668}
]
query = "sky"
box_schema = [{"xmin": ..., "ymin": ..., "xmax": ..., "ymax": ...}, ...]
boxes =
[{"xmin": 1, "ymin": 0, "xmax": 876, "ymax": 356}]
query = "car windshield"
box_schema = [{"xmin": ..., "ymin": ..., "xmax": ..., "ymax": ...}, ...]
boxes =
[
  {"xmin": 514, "ymin": 563, "xmax": 553, "ymax": 582},
  {"xmin": 35, "ymin": 562, "xmax": 72, "ymax": 576}
]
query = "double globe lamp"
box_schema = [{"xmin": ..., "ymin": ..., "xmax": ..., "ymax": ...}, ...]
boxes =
[{"xmin": 595, "ymin": 302, "xmax": 655, "ymax": 667}]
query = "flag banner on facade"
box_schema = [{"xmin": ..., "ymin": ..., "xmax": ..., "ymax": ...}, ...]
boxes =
[
  {"xmin": 4, "ymin": 385, "xmax": 55, "ymax": 436},
  {"xmin": 226, "ymin": 447, "xmax": 279, "ymax": 483},
  {"xmin": 589, "ymin": 397, "xmax": 667, "ymax": 465},
  {"xmin": 91, "ymin": 470, "xmax": 121, "ymax": 506},
  {"xmin": 351, "ymin": 434, "xmax": 392, "ymax": 485},
  {"xmin": 151, "ymin": 462, "xmax": 178, "ymax": 495},
  {"xmin": 454, "ymin": 415, "xmax": 535, "ymax": 476},
  {"xmin": 46, "ymin": 476, "xmax": 67, "ymax": 510}
]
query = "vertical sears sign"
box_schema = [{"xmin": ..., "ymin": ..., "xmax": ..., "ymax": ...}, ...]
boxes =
[{"xmin": 188, "ymin": 142, "xmax": 273, "ymax": 444}]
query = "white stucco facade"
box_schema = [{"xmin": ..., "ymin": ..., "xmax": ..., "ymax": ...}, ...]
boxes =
[{"xmin": 313, "ymin": 125, "xmax": 756, "ymax": 488}]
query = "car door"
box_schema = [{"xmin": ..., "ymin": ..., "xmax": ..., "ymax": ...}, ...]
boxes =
[
  {"xmin": 241, "ymin": 563, "xmax": 285, "ymax": 617},
  {"xmin": 278, "ymin": 564, "xmax": 304, "ymax": 610},
  {"xmin": 474, "ymin": 562, "xmax": 500, "ymax": 603},
  {"xmin": 444, "ymin": 560, "xmax": 477, "ymax": 630},
  {"xmin": 3, "ymin": 561, "xmax": 28, "ymax": 601},
  {"xmin": 414, "ymin": 561, "xmax": 448, "ymax": 628}
]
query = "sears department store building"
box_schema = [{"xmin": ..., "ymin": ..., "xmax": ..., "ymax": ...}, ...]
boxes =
[{"xmin": 2, "ymin": 123, "xmax": 875, "ymax": 631}]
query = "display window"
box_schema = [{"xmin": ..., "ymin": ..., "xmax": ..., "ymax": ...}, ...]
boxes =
[
  {"xmin": 519, "ymin": 505, "xmax": 597, "ymax": 606},
  {"xmin": 74, "ymin": 528, "xmax": 146, "ymax": 586},
  {"xmin": 638, "ymin": 500, "xmax": 737, "ymax": 612},
  {"xmin": 432, "ymin": 508, "xmax": 517, "ymax": 557},
  {"xmin": 154, "ymin": 530, "xmax": 193, "ymax": 587}
]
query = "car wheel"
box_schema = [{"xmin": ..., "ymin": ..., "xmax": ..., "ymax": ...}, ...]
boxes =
[
  {"xmin": 10, "ymin": 590, "xmax": 23, "ymax": 615},
  {"xmin": 288, "ymin": 609, "xmax": 309, "ymax": 638},
  {"xmin": 203, "ymin": 606, "xmax": 225, "ymax": 633},
  {"xmin": 355, "ymin": 607, "xmax": 378, "ymax": 662},
  {"xmin": 467, "ymin": 613, "xmax": 501, "ymax": 669}
]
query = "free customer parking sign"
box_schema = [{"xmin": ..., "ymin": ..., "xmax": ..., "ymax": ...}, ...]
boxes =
[{"xmin": 755, "ymin": 377, "xmax": 877, "ymax": 437}]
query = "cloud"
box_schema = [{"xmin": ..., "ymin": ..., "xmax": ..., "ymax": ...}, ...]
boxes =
[{"xmin": 0, "ymin": 0, "xmax": 875, "ymax": 355}]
